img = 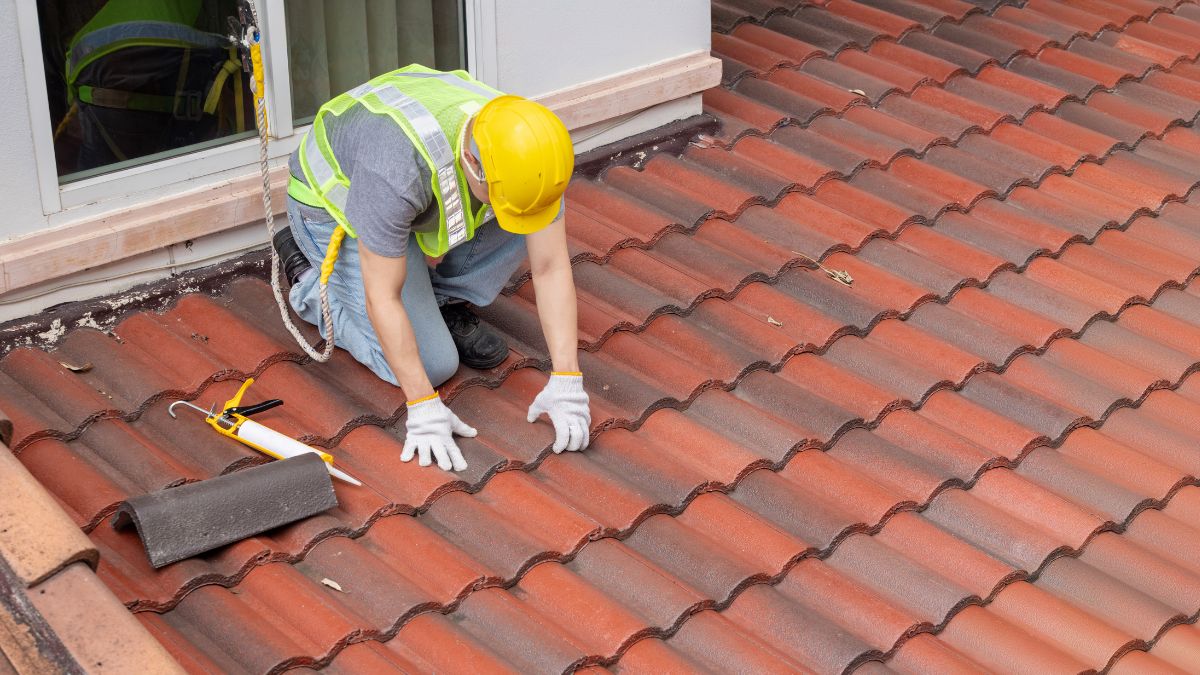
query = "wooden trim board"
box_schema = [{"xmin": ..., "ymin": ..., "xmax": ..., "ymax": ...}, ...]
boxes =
[
  {"xmin": 0, "ymin": 167, "xmax": 289, "ymax": 295},
  {"xmin": 537, "ymin": 50, "xmax": 720, "ymax": 130},
  {"xmin": 0, "ymin": 51, "xmax": 720, "ymax": 295}
]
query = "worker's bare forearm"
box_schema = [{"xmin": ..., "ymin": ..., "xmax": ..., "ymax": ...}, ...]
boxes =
[
  {"xmin": 366, "ymin": 298, "xmax": 436, "ymax": 399},
  {"xmin": 532, "ymin": 264, "xmax": 580, "ymax": 371},
  {"xmin": 358, "ymin": 243, "xmax": 435, "ymax": 399},
  {"xmin": 527, "ymin": 220, "xmax": 580, "ymax": 372}
]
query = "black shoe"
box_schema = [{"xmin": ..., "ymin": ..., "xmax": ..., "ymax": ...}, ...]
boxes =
[
  {"xmin": 272, "ymin": 227, "xmax": 312, "ymax": 286},
  {"xmin": 440, "ymin": 302, "xmax": 509, "ymax": 370}
]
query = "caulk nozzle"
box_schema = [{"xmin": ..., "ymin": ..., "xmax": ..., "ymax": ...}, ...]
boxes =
[{"xmin": 327, "ymin": 465, "xmax": 362, "ymax": 486}]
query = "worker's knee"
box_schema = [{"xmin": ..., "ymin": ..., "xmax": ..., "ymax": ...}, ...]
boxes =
[{"xmin": 423, "ymin": 345, "xmax": 461, "ymax": 388}]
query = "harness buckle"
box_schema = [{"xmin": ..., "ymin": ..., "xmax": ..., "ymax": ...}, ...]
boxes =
[{"xmin": 174, "ymin": 91, "xmax": 204, "ymax": 121}]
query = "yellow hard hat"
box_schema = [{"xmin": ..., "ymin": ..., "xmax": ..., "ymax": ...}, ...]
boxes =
[{"xmin": 471, "ymin": 95, "xmax": 574, "ymax": 234}]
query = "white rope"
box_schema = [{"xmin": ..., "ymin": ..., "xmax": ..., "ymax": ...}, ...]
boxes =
[{"xmin": 246, "ymin": 2, "xmax": 335, "ymax": 362}]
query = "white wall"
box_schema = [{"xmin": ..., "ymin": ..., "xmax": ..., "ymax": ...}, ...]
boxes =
[
  {"xmin": 487, "ymin": 0, "xmax": 712, "ymax": 97},
  {"xmin": 0, "ymin": 0, "xmax": 49, "ymax": 241},
  {"xmin": 472, "ymin": 0, "xmax": 711, "ymax": 151}
]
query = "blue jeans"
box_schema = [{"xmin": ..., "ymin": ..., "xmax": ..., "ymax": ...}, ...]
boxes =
[{"xmin": 286, "ymin": 198, "xmax": 526, "ymax": 387}]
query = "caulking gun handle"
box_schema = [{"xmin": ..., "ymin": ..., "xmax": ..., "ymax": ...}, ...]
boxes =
[
  {"xmin": 227, "ymin": 399, "xmax": 283, "ymax": 417},
  {"xmin": 235, "ymin": 419, "xmax": 334, "ymax": 463}
]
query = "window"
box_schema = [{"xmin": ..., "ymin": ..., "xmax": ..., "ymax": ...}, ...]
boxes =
[
  {"xmin": 285, "ymin": 1, "xmax": 465, "ymax": 124},
  {"xmin": 39, "ymin": 0, "xmax": 257, "ymax": 183},
  {"xmin": 35, "ymin": 0, "xmax": 465, "ymax": 186}
]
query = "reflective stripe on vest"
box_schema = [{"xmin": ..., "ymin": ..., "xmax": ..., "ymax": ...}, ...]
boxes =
[
  {"xmin": 390, "ymin": 70, "xmax": 499, "ymax": 100},
  {"xmin": 354, "ymin": 80, "xmax": 467, "ymax": 247},
  {"xmin": 67, "ymin": 21, "xmax": 227, "ymax": 85},
  {"xmin": 299, "ymin": 67, "xmax": 500, "ymax": 255},
  {"xmin": 301, "ymin": 128, "xmax": 348, "ymax": 215}
]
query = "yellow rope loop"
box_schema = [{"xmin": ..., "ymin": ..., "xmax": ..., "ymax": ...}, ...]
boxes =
[
  {"xmin": 320, "ymin": 227, "xmax": 346, "ymax": 285},
  {"xmin": 250, "ymin": 41, "xmax": 266, "ymax": 136}
]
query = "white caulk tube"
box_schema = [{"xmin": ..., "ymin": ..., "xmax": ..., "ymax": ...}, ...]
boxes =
[{"xmin": 236, "ymin": 419, "xmax": 362, "ymax": 486}]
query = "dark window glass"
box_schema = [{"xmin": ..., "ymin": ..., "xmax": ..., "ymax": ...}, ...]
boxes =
[{"xmin": 39, "ymin": 0, "xmax": 257, "ymax": 182}]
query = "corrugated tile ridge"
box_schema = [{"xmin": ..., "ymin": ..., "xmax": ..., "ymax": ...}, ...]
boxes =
[
  {"xmin": 715, "ymin": 0, "xmax": 1185, "ymax": 88},
  {"xmin": 17, "ymin": 139, "xmax": 1200, "ymax": 536},
  {"xmin": 1091, "ymin": 614, "xmax": 1200, "ymax": 675},
  {"xmin": 6, "ymin": 349, "xmax": 305, "ymax": 453},
  {"xmin": 712, "ymin": 0, "xmax": 1008, "ymax": 38},
  {"xmin": 711, "ymin": 0, "xmax": 807, "ymax": 36},
  {"xmin": 851, "ymin": 537, "xmax": 1200, "ymax": 674},
  {"xmin": 124, "ymin": 266, "xmax": 1200, "ymax": 617},
  {"xmin": 9, "ymin": 41, "xmax": 1200, "ymax": 452},
  {"xmin": 157, "ymin": 373, "xmax": 1200, "ymax": 675},
  {"xmin": 712, "ymin": 41, "xmax": 1199, "ymax": 153},
  {"xmin": 510, "ymin": 46, "xmax": 1200, "ymax": 295},
  {"xmin": 601, "ymin": 475, "xmax": 1200, "ymax": 675}
]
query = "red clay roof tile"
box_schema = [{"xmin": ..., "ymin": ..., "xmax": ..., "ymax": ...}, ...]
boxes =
[
  {"xmin": 4, "ymin": 0, "xmax": 1200, "ymax": 671},
  {"xmin": 28, "ymin": 562, "xmax": 182, "ymax": 673},
  {"xmin": 0, "ymin": 442, "xmax": 98, "ymax": 587}
]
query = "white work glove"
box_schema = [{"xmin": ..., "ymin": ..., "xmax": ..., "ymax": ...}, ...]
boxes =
[
  {"xmin": 402, "ymin": 395, "xmax": 475, "ymax": 471},
  {"xmin": 527, "ymin": 373, "xmax": 592, "ymax": 453}
]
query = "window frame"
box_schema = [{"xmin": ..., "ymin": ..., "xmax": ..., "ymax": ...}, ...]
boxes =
[{"xmin": 19, "ymin": 0, "xmax": 479, "ymax": 221}]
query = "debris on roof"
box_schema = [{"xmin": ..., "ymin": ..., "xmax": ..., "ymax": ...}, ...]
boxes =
[{"xmin": 3, "ymin": 0, "xmax": 1200, "ymax": 671}]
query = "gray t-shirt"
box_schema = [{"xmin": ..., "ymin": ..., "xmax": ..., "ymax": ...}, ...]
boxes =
[
  {"xmin": 290, "ymin": 104, "xmax": 563, "ymax": 258},
  {"xmin": 288, "ymin": 105, "xmax": 443, "ymax": 258}
]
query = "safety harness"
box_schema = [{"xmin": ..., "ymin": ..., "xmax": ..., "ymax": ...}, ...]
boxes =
[{"xmin": 64, "ymin": 0, "xmax": 247, "ymax": 159}]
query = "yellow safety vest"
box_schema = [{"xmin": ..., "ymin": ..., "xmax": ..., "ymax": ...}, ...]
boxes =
[{"xmin": 293, "ymin": 65, "xmax": 503, "ymax": 257}]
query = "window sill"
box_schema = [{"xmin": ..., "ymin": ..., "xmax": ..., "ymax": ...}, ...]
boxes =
[{"xmin": 2, "ymin": 51, "xmax": 719, "ymax": 299}]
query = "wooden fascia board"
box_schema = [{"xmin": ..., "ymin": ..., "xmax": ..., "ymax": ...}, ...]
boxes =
[
  {"xmin": 0, "ymin": 169, "xmax": 289, "ymax": 295},
  {"xmin": 537, "ymin": 50, "xmax": 721, "ymax": 129}
]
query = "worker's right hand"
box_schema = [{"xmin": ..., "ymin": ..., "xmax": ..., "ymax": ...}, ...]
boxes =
[{"xmin": 402, "ymin": 394, "xmax": 475, "ymax": 472}]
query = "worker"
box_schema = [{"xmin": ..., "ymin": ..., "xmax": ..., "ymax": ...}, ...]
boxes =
[{"xmin": 273, "ymin": 65, "xmax": 591, "ymax": 473}]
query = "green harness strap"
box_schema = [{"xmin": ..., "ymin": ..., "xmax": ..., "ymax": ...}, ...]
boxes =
[{"xmin": 77, "ymin": 85, "xmax": 177, "ymax": 114}]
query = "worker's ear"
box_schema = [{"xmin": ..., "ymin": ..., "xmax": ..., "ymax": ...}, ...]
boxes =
[
  {"xmin": 465, "ymin": 136, "xmax": 486, "ymax": 181},
  {"xmin": 462, "ymin": 153, "xmax": 490, "ymax": 202},
  {"xmin": 462, "ymin": 150, "xmax": 484, "ymax": 183}
]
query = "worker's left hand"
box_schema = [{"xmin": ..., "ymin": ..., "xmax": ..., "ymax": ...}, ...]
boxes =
[{"xmin": 527, "ymin": 373, "xmax": 591, "ymax": 453}]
